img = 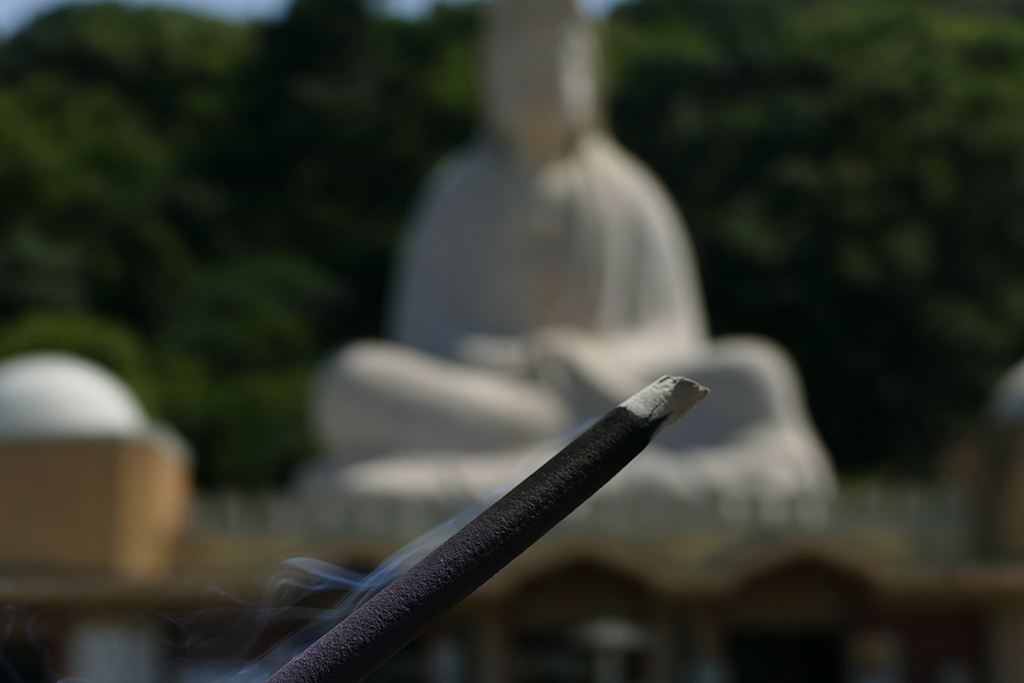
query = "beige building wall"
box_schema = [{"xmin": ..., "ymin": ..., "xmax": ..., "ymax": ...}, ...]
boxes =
[{"xmin": 0, "ymin": 438, "xmax": 192, "ymax": 577}]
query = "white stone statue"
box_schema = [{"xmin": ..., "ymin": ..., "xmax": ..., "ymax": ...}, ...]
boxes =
[{"xmin": 305, "ymin": 0, "xmax": 835, "ymax": 507}]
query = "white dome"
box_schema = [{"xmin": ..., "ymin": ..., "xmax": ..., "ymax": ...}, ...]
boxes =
[
  {"xmin": 0, "ymin": 352, "xmax": 150, "ymax": 440},
  {"xmin": 988, "ymin": 357, "xmax": 1024, "ymax": 423}
]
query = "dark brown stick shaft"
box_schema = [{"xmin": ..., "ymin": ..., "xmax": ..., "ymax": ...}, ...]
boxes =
[{"xmin": 267, "ymin": 376, "xmax": 707, "ymax": 683}]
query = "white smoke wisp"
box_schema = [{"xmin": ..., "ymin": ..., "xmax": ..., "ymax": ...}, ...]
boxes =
[
  {"xmin": 0, "ymin": 421, "xmax": 594, "ymax": 683},
  {"xmin": 157, "ymin": 420, "xmax": 595, "ymax": 682}
]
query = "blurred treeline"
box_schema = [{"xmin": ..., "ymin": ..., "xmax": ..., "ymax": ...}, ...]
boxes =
[{"xmin": 3, "ymin": 0, "xmax": 1024, "ymax": 486}]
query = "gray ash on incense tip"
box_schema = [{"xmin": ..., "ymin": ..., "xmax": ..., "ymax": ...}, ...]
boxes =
[{"xmin": 618, "ymin": 375, "xmax": 709, "ymax": 436}]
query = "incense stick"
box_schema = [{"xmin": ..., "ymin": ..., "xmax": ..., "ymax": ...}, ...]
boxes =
[{"xmin": 267, "ymin": 375, "xmax": 708, "ymax": 683}]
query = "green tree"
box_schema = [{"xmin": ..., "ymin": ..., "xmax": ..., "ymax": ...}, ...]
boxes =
[
  {"xmin": 607, "ymin": 0, "xmax": 1024, "ymax": 471},
  {"xmin": 11, "ymin": 0, "xmax": 1024, "ymax": 485},
  {"xmin": 0, "ymin": 1, "xmax": 480, "ymax": 487}
]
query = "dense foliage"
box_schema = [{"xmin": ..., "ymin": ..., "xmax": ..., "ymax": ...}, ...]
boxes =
[
  {"xmin": 608, "ymin": 0, "xmax": 1024, "ymax": 470},
  {"xmin": 3, "ymin": 0, "xmax": 1024, "ymax": 484},
  {"xmin": 0, "ymin": 0, "xmax": 479, "ymax": 486}
]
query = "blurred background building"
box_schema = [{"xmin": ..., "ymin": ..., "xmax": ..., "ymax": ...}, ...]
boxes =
[{"xmin": 6, "ymin": 0, "xmax": 1024, "ymax": 681}]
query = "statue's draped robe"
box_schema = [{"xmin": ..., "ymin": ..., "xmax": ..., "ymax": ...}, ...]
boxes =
[
  {"xmin": 389, "ymin": 133, "xmax": 709, "ymax": 362},
  {"xmin": 308, "ymin": 132, "xmax": 836, "ymax": 503}
]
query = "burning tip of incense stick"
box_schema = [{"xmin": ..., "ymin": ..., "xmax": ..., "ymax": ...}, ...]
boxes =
[{"xmin": 618, "ymin": 375, "xmax": 709, "ymax": 436}]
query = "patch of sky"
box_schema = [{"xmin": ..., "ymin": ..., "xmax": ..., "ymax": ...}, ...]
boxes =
[{"xmin": 0, "ymin": 0, "xmax": 633, "ymax": 37}]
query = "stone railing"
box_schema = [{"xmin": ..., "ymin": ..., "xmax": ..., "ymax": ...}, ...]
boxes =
[{"xmin": 188, "ymin": 481, "xmax": 969, "ymax": 545}]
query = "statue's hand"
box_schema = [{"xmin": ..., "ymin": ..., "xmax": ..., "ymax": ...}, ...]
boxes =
[
  {"xmin": 455, "ymin": 334, "xmax": 532, "ymax": 376},
  {"xmin": 530, "ymin": 327, "xmax": 647, "ymax": 412}
]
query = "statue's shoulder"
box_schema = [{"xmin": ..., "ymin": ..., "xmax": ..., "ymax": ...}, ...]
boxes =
[
  {"xmin": 420, "ymin": 141, "xmax": 501, "ymax": 199},
  {"xmin": 404, "ymin": 141, "xmax": 505, "ymax": 240},
  {"xmin": 578, "ymin": 132, "xmax": 684, "ymax": 222}
]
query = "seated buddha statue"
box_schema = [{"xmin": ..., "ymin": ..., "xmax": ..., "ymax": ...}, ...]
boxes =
[{"xmin": 305, "ymin": 0, "xmax": 835, "ymax": 505}]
